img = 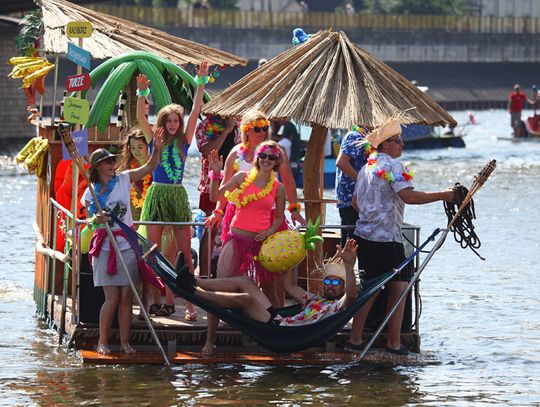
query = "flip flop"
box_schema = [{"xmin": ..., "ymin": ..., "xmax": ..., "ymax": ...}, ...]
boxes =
[
  {"xmin": 96, "ymin": 343, "xmax": 111, "ymax": 355},
  {"xmin": 344, "ymin": 341, "xmax": 366, "ymax": 353},
  {"xmin": 385, "ymin": 345, "xmax": 409, "ymax": 356},
  {"xmin": 156, "ymin": 304, "xmax": 175, "ymax": 316}
]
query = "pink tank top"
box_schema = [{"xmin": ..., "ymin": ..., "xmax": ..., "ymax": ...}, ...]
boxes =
[{"xmin": 230, "ymin": 178, "xmax": 279, "ymax": 233}]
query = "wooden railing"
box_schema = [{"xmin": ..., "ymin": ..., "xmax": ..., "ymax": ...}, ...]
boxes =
[{"xmin": 88, "ymin": 5, "xmax": 540, "ymax": 34}]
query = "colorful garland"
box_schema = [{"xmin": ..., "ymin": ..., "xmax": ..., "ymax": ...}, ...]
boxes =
[
  {"xmin": 254, "ymin": 145, "xmax": 280, "ymax": 160},
  {"xmin": 240, "ymin": 119, "xmax": 270, "ymax": 133},
  {"xmin": 233, "ymin": 143, "xmax": 249, "ymax": 172},
  {"xmin": 367, "ymin": 152, "xmax": 414, "ymax": 183},
  {"xmin": 161, "ymin": 140, "xmax": 183, "ymax": 183},
  {"xmin": 205, "ymin": 116, "xmax": 226, "ymax": 140},
  {"xmin": 129, "ymin": 159, "xmax": 152, "ymax": 208},
  {"xmin": 225, "ymin": 167, "xmax": 275, "ymax": 208}
]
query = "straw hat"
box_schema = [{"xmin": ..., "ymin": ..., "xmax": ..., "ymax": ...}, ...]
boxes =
[
  {"xmin": 322, "ymin": 262, "xmax": 346, "ymax": 280},
  {"xmin": 88, "ymin": 148, "xmax": 118, "ymax": 169},
  {"xmin": 365, "ymin": 119, "xmax": 402, "ymax": 148}
]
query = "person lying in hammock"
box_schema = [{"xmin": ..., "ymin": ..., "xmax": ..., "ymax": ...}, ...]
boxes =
[{"xmin": 176, "ymin": 239, "xmax": 359, "ymax": 328}]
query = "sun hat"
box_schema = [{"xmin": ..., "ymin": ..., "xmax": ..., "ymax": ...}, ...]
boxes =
[
  {"xmin": 88, "ymin": 148, "xmax": 118, "ymax": 169},
  {"xmin": 365, "ymin": 119, "xmax": 402, "ymax": 148},
  {"xmin": 322, "ymin": 262, "xmax": 346, "ymax": 280}
]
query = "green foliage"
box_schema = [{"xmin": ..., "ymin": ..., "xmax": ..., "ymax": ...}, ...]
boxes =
[
  {"xmin": 356, "ymin": 0, "xmax": 464, "ymax": 15},
  {"xmin": 208, "ymin": 0, "xmax": 238, "ymax": 10},
  {"xmin": 15, "ymin": 9, "xmax": 43, "ymax": 56}
]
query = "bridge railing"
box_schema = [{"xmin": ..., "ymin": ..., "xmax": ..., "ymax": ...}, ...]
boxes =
[{"xmin": 88, "ymin": 5, "xmax": 540, "ymax": 34}]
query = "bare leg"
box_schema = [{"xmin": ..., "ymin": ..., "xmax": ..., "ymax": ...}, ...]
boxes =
[
  {"xmin": 172, "ymin": 226, "xmax": 196, "ymax": 317},
  {"xmin": 99, "ymin": 286, "xmax": 120, "ymax": 353},
  {"xmin": 198, "ymin": 275, "xmax": 273, "ymax": 309},
  {"xmin": 261, "ymin": 279, "xmax": 280, "ymax": 308},
  {"xmin": 385, "ymin": 281, "xmax": 407, "ymax": 349},
  {"xmin": 195, "ymin": 288, "xmax": 271, "ymax": 322},
  {"xmin": 349, "ymin": 290, "xmax": 380, "ymax": 345},
  {"xmin": 199, "ymin": 225, "xmax": 215, "ymax": 278},
  {"xmin": 118, "ymin": 285, "xmax": 135, "ymax": 352},
  {"xmin": 216, "ymin": 240, "xmax": 236, "ymax": 278}
]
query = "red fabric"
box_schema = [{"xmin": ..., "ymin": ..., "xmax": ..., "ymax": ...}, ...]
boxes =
[{"xmin": 509, "ymin": 91, "xmax": 527, "ymax": 112}]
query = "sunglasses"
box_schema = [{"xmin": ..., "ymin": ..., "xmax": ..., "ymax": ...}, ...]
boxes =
[
  {"xmin": 388, "ymin": 136, "xmax": 403, "ymax": 144},
  {"xmin": 102, "ymin": 157, "xmax": 117, "ymax": 165},
  {"xmin": 258, "ymin": 152, "xmax": 277, "ymax": 161},
  {"xmin": 323, "ymin": 277, "xmax": 343, "ymax": 286},
  {"xmin": 253, "ymin": 126, "xmax": 269, "ymax": 133}
]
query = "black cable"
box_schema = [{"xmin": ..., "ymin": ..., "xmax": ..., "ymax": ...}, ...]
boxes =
[{"xmin": 443, "ymin": 183, "xmax": 485, "ymax": 260}]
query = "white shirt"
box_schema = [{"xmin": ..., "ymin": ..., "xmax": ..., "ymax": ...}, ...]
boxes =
[
  {"xmin": 353, "ymin": 153, "xmax": 413, "ymax": 242},
  {"xmin": 277, "ymin": 137, "xmax": 292, "ymax": 159}
]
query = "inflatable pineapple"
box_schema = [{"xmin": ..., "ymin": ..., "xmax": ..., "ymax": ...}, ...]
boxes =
[{"xmin": 256, "ymin": 218, "xmax": 324, "ymax": 273}]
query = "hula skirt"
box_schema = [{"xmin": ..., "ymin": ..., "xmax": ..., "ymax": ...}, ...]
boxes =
[{"xmin": 140, "ymin": 182, "xmax": 191, "ymax": 223}]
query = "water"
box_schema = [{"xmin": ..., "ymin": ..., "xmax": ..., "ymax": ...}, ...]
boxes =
[{"xmin": 1, "ymin": 109, "xmax": 539, "ymax": 406}]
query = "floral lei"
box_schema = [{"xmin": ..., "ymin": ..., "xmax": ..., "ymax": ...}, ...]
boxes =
[
  {"xmin": 88, "ymin": 175, "xmax": 119, "ymax": 216},
  {"xmin": 351, "ymin": 125, "xmax": 376, "ymax": 159},
  {"xmin": 367, "ymin": 151, "xmax": 414, "ymax": 183},
  {"xmin": 161, "ymin": 140, "xmax": 183, "ymax": 183},
  {"xmin": 240, "ymin": 118, "xmax": 270, "ymax": 133},
  {"xmin": 129, "ymin": 159, "xmax": 152, "ymax": 208},
  {"xmin": 232, "ymin": 143, "xmax": 249, "ymax": 172},
  {"xmin": 225, "ymin": 167, "xmax": 275, "ymax": 207},
  {"xmin": 205, "ymin": 116, "xmax": 225, "ymax": 139}
]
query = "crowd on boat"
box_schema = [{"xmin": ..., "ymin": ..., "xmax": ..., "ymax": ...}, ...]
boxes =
[{"xmin": 76, "ymin": 61, "xmax": 457, "ymax": 357}]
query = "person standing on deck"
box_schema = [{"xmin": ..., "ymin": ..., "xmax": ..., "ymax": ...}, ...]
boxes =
[
  {"xmin": 195, "ymin": 114, "xmax": 241, "ymax": 277},
  {"xmin": 345, "ymin": 119, "xmax": 455, "ymax": 355},
  {"xmin": 82, "ymin": 130, "xmax": 163, "ymax": 355},
  {"xmin": 508, "ymin": 84, "xmax": 527, "ymax": 137},
  {"xmin": 335, "ymin": 125, "xmax": 369, "ymax": 247}
]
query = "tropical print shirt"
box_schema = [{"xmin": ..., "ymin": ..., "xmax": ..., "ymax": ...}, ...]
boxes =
[
  {"xmin": 335, "ymin": 130, "xmax": 367, "ymax": 208},
  {"xmin": 275, "ymin": 292, "xmax": 346, "ymax": 326}
]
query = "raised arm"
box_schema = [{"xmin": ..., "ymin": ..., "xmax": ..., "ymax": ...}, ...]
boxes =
[
  {"xmin": 136, "ymin": 74, "xmax": 153, "ymax": 144},
  {"xmin": 198, "ymin": 118, "xmax": 238, "ymax": 158},
  {"xmin": 208, "ymin": 149, "xmax": 243, "ymax": 202},
  {"xmin": 333, "ymin": 239, "xmax": 359, "ymax": 308},
  {"xmin": 128, "ymin": 128, "xmax": 163, "ymax": 183},
  {"xmin": 184, "ymin": 61, "xmax": 209, "ymax": 145}
]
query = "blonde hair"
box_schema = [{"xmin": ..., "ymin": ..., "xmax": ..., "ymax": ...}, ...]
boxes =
[
  {"xmin": 155, "ymin": 104, "xmax": 187, "ymax": 160},
  {"xmin": 240, "ymin": 109, "xmax": 271, "ymax": 144}
]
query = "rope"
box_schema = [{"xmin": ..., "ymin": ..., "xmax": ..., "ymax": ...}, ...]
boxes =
[{"xmin": 444, "ymin": 182, "xmax": 484, "ymax": 260}]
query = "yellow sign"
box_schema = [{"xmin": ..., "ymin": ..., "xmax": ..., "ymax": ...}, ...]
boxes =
[
  {"xmin": 66, "ymin": 22, "xmax": 93, "ymax": 38},
  {"xmin": 63, "ymin": 97, "xmax": 89, "ymax": 125}
]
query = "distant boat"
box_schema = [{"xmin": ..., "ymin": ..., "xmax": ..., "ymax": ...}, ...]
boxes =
[{"xmin": 402, "ymin": 124, "xmax": 466, "ymax": 150}]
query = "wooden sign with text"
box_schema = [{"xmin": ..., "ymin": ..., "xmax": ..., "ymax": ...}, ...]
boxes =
[
  {"xmin": 66, "ymin": 22, "xmax": 93, "ymax": 38},
  {"xmin": 63, "ymin": 97, "xmax": 89, "ymax": 125},
  {"xmin": 65, "ymin": 73, "xmax": 91, "ymax": 92}
]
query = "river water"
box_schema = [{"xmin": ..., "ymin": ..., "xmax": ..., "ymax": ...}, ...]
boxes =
[{"xmin": 0, "ymin": 109, "xmax": 539, "ymax": 406}]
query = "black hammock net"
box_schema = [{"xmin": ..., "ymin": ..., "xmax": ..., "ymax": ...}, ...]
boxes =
[{"xmin": 110, "ymin": 213, "xmax": 399, "ymax": 353}]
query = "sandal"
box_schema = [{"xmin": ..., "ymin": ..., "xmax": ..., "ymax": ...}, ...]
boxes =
[
  {"xmin": 156, "ymin": 304, "xmax": 175, "ymax": 316},
  {"xmin": 121, "ymin": 344, "xmax": 136, "ymax": 354},
  {"xmin": 201, "ymin": 343, "xmax": 216, "ymax": 356},
  {"xmin": 96, "ymin": 343, "xmax": 111, "ymax": 355},
  {"xmin": 148, "ymin": 303, "xmax": 162, "ymax": 315},
  {"xmin": 185, "ymin": 309, "xmax": 197, "ymax": 322}
]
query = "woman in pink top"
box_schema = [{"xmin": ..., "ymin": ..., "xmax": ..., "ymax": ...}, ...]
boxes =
[{"xmin": 203, "ymin": 140, "xmax": 286, "ymax": 354}]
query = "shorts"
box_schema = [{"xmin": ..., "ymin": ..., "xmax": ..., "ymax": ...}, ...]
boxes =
[
  {"xmin": 199, "ymin": 192, "xmax": 216, "ymax": 215},
  {"xmin": 354, "ymin": 235, "xmax": 413, "ymax": 282}
]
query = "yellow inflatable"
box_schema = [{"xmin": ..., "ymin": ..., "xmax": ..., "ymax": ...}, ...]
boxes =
[
  {"xmin": 80, "ymin": 225, "xmax": 93, "ymax": 254},
  {"xmin": 256, "ymin": 218, "xmax": 324, "ymax": 273}
]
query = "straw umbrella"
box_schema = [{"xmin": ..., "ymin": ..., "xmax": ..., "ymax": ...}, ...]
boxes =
[
  {"xmin": 203, "ymin": 29, "xmax": 456, "ymax": 287},
  {"xmin": 36, "ymin": 0, "xmax": 247, "ymax": 67}
]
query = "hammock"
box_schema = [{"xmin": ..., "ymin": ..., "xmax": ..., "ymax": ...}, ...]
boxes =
[{"xmin": 111, "ymin": 213, "xmax": 424, "ymax": 354}]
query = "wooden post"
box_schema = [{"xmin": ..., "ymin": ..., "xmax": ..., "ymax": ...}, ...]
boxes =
[{"xmin": 302, "ymin": 125, "xmax": 327, "ymax": 294}]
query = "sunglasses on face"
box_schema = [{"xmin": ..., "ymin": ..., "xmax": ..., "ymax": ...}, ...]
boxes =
[
  {"xmin": 388, "ymin": 137, "xmax": 403, "ymax": 144},
  {"xmin": 323, "ymin": 278, "xmax": 343, "ymax": 286},
  {"xmin": 102, "ymin": 157, "xmax": 116, "ymax": 165},
  {"xmin": 258, "ymin": 152, "xmax": 277, "ymax": 161},
  {"xmin": 253, "ymin": 126, "xmax": 269, "ymax": 133}
]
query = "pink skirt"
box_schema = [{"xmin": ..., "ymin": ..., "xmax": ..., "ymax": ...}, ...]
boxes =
[{"xmin": 226, "ymin": 232, "xmax": 275, "ymax": 285}]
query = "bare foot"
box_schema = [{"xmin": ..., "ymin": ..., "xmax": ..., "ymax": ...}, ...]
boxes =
[
  {"xmin": 96, "ymin": 343, "xmax": 111, "ymax": 355},
  {"xmin": 185, "ymin": 302, "xmax": 197, "ymax": 321},
  {"xmin": 121, "ymin": 344, "xmax": 136, "ymax": 354}
]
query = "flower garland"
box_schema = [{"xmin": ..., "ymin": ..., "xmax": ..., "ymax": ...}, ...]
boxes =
[
  {"xmin": 129, "ymin": 159, "xmax": 152, "ymax": 208},
  {"xmin": 351, "ymin": 125, "xmax": 376, "ymax": 159},
  {"xmin": 254, "ymin": 145, "xmax": 280, "ymax": 160},
  {"xmin": 240, "ymin": 119, "xmax": 270, "ymax": 133},
  {"xmin": 367, "ymin": 152, "xmax": 414, "ymax": 183},
  {"xmin": 233, "ymin": 143, "xmax": 249, "ymax": 172},
  {"xmin": 88, "ymin": 175, "xmax": 119, "ymax": 216},
  {"xmin": 161, "ymin": 140, "xmax": 183, "ymax": 183},
  {"xmin": 205, "ymin": 116, "xmax": 225, "ymax": 139},
  {"xmin": 225, "ymin": 167, "xmax": 275, "ymax": 208}
]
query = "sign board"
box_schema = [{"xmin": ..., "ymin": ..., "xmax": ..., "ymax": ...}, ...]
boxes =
[
  {"xmin": 62, "ymin": 128, "xmax": 89, "ymax": 160},
  {"xmin": 66, "ymin": 22, "xmax": 93, "ymax": 38},
  {"xmin": 65, "ymin": 73, "xmax": 91, "ymax": 92},
  {"xmin": 63, "ymin": 97, "xmax": 89, "ymax": 125},
  {"xmin": 67, "ymin": 42, "xmax": 91, "ymax": 71}
]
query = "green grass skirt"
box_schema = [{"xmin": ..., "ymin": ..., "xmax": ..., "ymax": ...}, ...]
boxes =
[{"xmin": 140, "ymin": 183, "xmax": 191, "ymax": 223}]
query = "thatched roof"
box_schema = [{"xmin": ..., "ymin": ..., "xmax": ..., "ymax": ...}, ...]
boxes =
[
  {"xmin": 36, "ymin": 0, "xmax": 247, "ymax": 67},
  {"xmin": 203, "ymin": 29, "xmax": 456, "ymax": 128}
]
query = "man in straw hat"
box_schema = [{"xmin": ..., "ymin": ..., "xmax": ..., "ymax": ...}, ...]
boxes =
[
  {"xmin": 345, "ymin": 119, "xmax": 455, "ymax": 355},
  {"xmin": 176, "ymin": 239, "xmax": 359, "ymax": 331}
]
